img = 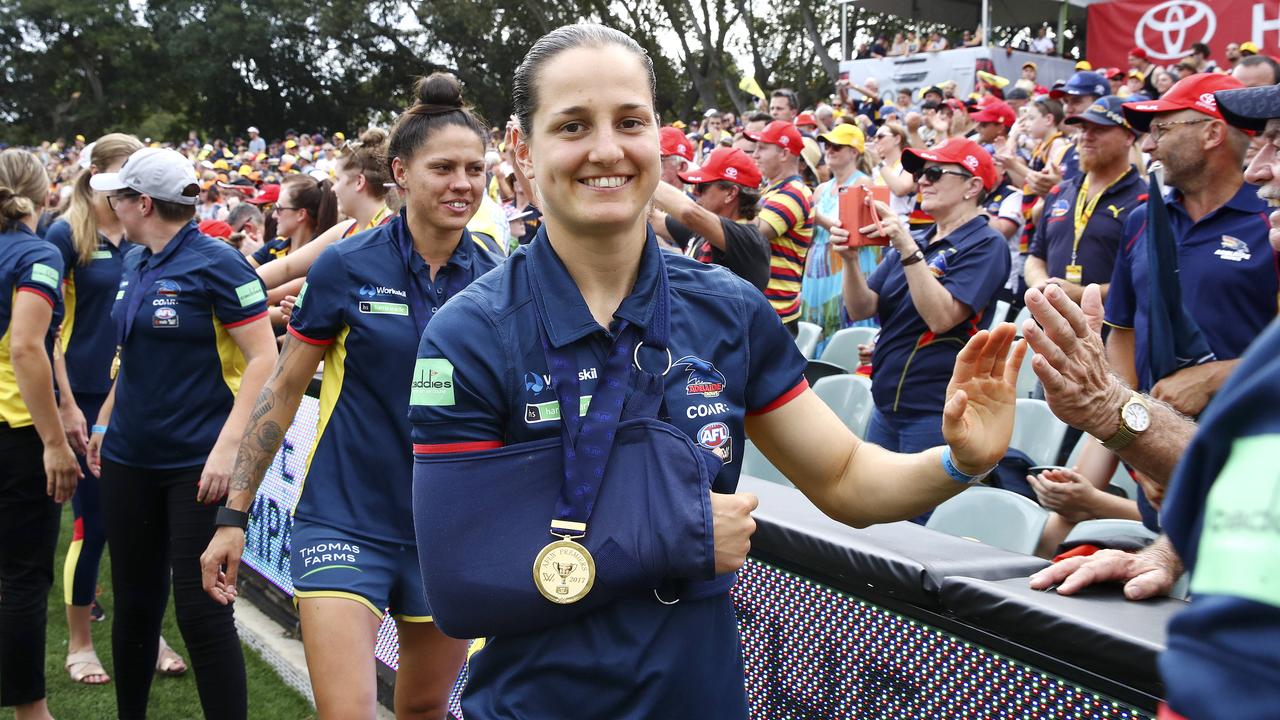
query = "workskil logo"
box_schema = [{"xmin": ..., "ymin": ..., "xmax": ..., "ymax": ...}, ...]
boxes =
[{"xmin": 674, "ymin": 355, "xmax": 726, "ymax": 398}]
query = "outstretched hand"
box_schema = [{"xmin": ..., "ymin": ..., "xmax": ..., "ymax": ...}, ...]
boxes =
[
  {"xmin": 942, "ymin": 323, "xmax": 1026, "ymax": 475},
  {"xmin": 1021, "ymin": 284, "xmax": 1126, "ymax": 439}
]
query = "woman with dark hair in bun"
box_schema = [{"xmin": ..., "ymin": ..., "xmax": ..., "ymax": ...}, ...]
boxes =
[
  {"xmin": 200, "ymin": 73, "xmax": 495, "ymax": 718},
  {"xmin": 247, "ymin": 173, "xmax": 339, "ymax": 270}
]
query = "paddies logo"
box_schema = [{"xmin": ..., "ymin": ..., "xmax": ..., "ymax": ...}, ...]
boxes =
[{"xmin": 410, "ymin": 358, "xmax": 455, "ymax": 406}]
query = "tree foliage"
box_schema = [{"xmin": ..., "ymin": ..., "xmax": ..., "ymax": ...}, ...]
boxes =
[{"xmin": 0, "ymin": 0, "xmax": 1035, "ymax": 144}]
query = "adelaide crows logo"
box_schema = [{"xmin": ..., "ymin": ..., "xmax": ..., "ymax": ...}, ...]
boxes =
[{"xmin": 674, "ymin": 355, "xmax": 726, "ymax": 398}]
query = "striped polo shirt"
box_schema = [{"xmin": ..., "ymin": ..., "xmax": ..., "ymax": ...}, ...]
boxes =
[{"xmin": 757, "ymin": 175, "xmax": 813, "ymax": 323}]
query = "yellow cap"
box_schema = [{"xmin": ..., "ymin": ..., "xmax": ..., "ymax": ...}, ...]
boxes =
[
  {"xmin": 285, "ymin": 139, "xmax": 297, "ymax": 149},
  {"xmin": 238, "ymin": 164, "xmax": 253, "ymax": 176},
  {"xmin": 334, "ymin": 132, "xmax": 345, "ymax": 141},
  {"xmin": 977, "ymin": 70, "xmax": 1010, "ymax": 88},
  {"xmin": 1075, "ymin": 60, "xmax": 1093, "ymax": 71},
  {"xmin": 212, "ymin": 159, "xmax": 230, "ymax": 171},
  {"xmin": 1241, "ymin": 41, "xmax": 1260, "ymax": 54},
  {"xmin": 818, "ymin": 123, "xmax": 865, "ymax": 152},
  {"xmin": 75, "ymin": 134, "xmax": 86, "ymax": 142}
]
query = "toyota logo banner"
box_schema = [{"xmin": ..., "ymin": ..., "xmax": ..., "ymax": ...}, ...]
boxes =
[{"xmin": 1087, "ymin": 0, "xmax": 1277, "ymax": 68}]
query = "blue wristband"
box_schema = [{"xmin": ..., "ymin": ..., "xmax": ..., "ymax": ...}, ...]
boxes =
[
  {"xmin": 941, "ymin": 447, "xmax": 994, "ymax": 485},
  {"xmin": 91, "ymin": 425, "xmax": 108, "ymax": 435}
]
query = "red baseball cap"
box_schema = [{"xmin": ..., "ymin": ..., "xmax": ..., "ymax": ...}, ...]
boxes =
[
  {"xmin": 901, "ymin": 138, "xmax": 999, "ymax": 191},
  {"xmin": 970, "ymin": 100, "xmax": 1017, "ymax": 128},
  {"xmin": 659, "ymin": 126, "xmax": 695, "ymax": 162},
  {"xmin": 198, "ymin": 219, "xmax": 234, "ymax": 239},
  {"xmin": 795, "ymin": 112, "xmax": 818, "ymax": 128},
  {"xmin": 745, "ymin": 120, "xmax": 804, "ymax": 156},
  {"xmin": 1121, "ymin": 73, "xmax": 1246, "ymax": 132},
  {"xmin": 246, "ymin": 183, "xmax": 280, "ymax": 205},
  {"xmin": 1129, "ymin": 47, "xmax": 1148, "ymax": 60},
  {"xmin": 678, "ymin": 147, "xmax": 762, "ymax": 188},
  {"xmin": 943, "ymin": 98, "xmax": 968, "ymax": 114}
]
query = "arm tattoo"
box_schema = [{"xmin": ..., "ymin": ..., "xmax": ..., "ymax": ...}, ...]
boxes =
[{"xmin": 249, "ymin": 388, "xmax": 276, "ymax": 424}]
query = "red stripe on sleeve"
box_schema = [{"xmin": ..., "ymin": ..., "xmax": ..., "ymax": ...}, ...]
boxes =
[
  {"xmin": 413, "ymin": 440, "xmax": 503, "ymax": 455},
  {"xmin": 748, "ymin": 378, "xmax": 810, "ymax": 416},
  {"xmin": 223, "ymin": 310, "xmax": 269, "ymax": 329},
  {"xmin": 17, "ymin": 286, "xmax": 55, "ymax": 308},
  {"xmin": 286, "ymin": 325, "xmax": 333, "ymax": 346}
]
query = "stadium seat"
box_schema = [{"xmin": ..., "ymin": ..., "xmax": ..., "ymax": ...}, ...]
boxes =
[
  {"xmin": 1012, "ymin": 305, "xmax": 1033, "ymax": 337},
  {"xmin": 1011, "ymin": 398, "xmax": 1068, "ymax": 466},
  {"xmin": 987, "ymin": 299, "xmax": 1011, "ymax": 330},
  {"xmin": 1015, "ymin": 345, "xmax": 1041, "ymax": 399},
  {"xmin": 812, "ymin": 374, "xmax": 874, "ymax": 437},
  {"xmin": 1064, "ymin": 519, "xmax": 1157, "ymax": 547},
  {"xmin": 926, "ymin": 486, "xmax": 1049, "ymax": 555},
  {"xmin": 742, "ymin": 439, "xmax": 793, "ymax": 487},
  {"xmin": 819, "ymin": 326, "xmax": 878, "ymax": 373},
  {"xmin": 795, "ymin": 321, "xmax": 822, "ymax": 359},
  {"xmin": 1065, "ymin": 436, "xmax": 1141, "ymax": 500},
  {"xmin": 803, "ymin": 359, "xmax": 847, "ymax": 387}
]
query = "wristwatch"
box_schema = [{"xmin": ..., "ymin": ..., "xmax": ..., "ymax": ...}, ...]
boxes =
[
  {"xmin": 901, "ymin": 249, "xmax": 926, "ymax": 266},
  {"xmin": 1099, "ymin": 392, "xmax": 1151, "ymax": 451},
  {"xmin": 215, "ymin": 506, "xmax": 250, "ymax": 530}
]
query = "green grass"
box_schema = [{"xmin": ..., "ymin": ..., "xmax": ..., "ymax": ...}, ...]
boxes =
[{"xmin": 3, "ymin": 506, "xmax": 315, "ymax": 720}]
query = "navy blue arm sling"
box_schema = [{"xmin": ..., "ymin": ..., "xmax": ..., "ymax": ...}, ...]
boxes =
[{"xmin": 412, "ymin": 240, "xmax": 729, "ymax": 639}]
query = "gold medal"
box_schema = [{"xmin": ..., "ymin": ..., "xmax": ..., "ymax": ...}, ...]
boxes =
[
  {"xmin": 533, "ymin": 538, "xmax": 595, "ymax": 604},
  {"xmin": 110, "ymin": 348, "xmax": 121, "ymax": 381}
]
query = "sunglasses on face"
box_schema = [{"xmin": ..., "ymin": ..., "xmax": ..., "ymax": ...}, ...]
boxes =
[{"xmin": 912, "ymin": 166, "xmax": 973, "ymax": 184}]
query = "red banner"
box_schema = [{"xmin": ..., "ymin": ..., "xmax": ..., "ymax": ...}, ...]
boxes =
[{"xmin": 1087, "ymin": 0, "xmax": 1280, "ymax": 69}]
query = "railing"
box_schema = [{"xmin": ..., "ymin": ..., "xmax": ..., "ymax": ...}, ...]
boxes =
[{"xmin": 238, "ymin": 386, "xmax": 1183, "ymax": 718}]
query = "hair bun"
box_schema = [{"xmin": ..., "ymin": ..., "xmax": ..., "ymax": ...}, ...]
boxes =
[
  {"xmin": 358, "ymin": 127, "xmax": 388, "ymax": 146},
  {"xmin": 0, "ymin": 185, "xmax": 35, "ymax": 222},
  {"xmin": 414, "ymin": 73, "xmax": 464, "ymax": 110}
]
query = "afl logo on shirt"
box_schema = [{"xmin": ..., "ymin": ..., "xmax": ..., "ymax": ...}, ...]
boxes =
[
  {"xmin": 697, "ymin": 421, "xmax": 733, "ymax": 463},
  {"xmin": 154, "ymin": 279, "xmax": 180, "ymax": 296},
  {"xmin": 152, "ymin": 306, "xmax": 179, "ymax": 328},
  {"xmin": 1050, "ymin": 197, "xmax": 1070, "ymax": 218},
  {"xmin": 674, "ymin": 355, "xmax": 726, "ymax": 398}
]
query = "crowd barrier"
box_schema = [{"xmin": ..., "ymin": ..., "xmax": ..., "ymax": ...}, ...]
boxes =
[{"xmin": 238, "ymin": 387, "xmax": 1185, "ymax": 718}]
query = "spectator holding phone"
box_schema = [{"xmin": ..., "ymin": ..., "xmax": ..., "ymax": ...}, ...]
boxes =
[{"xmin": 838, "ymin": 139, "xmax": 1010, "ymax": 488}]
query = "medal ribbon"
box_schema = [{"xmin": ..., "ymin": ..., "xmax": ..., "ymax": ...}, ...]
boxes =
[
  {"xmin": 115, "ymin": 224, "xmax": 195, "ymax": 349},
  {"xmin": 529, "ymin": 232, "xmax": 671, "ymax": 540}
]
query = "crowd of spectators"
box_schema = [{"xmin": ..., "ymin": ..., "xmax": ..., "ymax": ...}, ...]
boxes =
[{"xmin": 2, "ymin": 24, "xmax": 1279, "ymax": 720}]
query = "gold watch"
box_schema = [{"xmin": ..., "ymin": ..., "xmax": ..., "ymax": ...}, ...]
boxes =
[{"xmin": 1100, "ymin": 392, "xmax": 1151, "ymax": 451}]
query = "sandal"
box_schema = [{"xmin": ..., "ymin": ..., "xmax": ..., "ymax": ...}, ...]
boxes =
[
  {"xmin": 66, "ymin": 649, "xmax": 110, "ymax": 685},
  {"xmin": 156, "ymin": 637, "xmax": 188, "ymax": 676}
]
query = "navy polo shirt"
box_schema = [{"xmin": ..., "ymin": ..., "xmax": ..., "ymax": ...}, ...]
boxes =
[
  {"xmin": 1158, "ymin": 317, "xmax": 1280, "ymax": 719},
  {"xmin": 103, "ymin": 223, "xmax": 269, "ymax": 469},
  {"xmin": 409, "ymin": 226, "xmax": 806, "ymax": 718},
  {"xmin": 45, "ymin": 219, "xmax": 132, "ymax": 395},
  {"xmin": 288, "ymin": 211, "xmax": 497, "ymax": 543},
  {"xmin": 251, "ymin": 237, "xmax": 290, "ymax": 266},
  {"xmin": 0, "ymin": 224, "xmax": 63, "ymax": 428},
  {"xmin": 1029, "ymin": 166, "xmax": 1144, "ymax": 285},
  {"xmin": 866, "ymin": 216, "xmax": 1010, "ymax": 415},
  {"xmin": 1060, "ymin": 142, "xmax": 1081, "ymax": 183},
  {"xmin": 1103, "ymin": 182, "xmax": 1277, "ymax": 390}
]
